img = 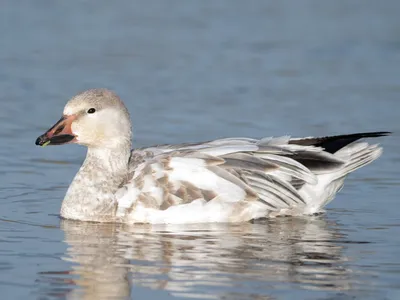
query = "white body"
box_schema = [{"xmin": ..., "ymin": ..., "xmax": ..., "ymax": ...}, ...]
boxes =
[{"xmin": 38, "ymin": 89, "xmax": 385, "ymax": 224}]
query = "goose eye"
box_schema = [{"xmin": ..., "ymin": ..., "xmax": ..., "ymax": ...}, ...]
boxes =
[{"xmin": 87, "ymin": 108, "xmax": 96, "ymax": 114}]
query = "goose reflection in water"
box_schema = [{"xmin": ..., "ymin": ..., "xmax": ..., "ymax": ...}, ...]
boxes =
[{"xmin": 38, "ymin": 216, "xmax": 352, "ymax": 299}]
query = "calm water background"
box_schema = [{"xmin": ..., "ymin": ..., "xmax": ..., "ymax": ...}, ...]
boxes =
[{"xmin": 0, "ymin": 1, "xmax": 399, "ymax": 299}]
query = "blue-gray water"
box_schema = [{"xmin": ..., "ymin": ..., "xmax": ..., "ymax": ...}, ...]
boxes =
[{"xmin": 1, "ymin": 1, "xmax": 399, "ymax": 299}]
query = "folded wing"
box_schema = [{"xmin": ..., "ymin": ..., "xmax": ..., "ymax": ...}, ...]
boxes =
[{"xmin": 116, "ymin": 136, "xmax": 361, "ymax": 221}]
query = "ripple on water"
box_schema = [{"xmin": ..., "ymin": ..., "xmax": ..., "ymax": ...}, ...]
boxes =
[{"xmin": 30, "ymin": 217, "xmax": 357, "ymax": 299}]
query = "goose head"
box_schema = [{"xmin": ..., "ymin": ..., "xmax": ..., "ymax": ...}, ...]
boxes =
[{"xmin": 35, "ymin": 89, "xmax": 132, "ymax": 149}]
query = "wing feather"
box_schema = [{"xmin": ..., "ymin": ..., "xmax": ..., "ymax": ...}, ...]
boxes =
[{"xmin": 118, "ymin": 135, "xmax": 365, "ymax": 218}]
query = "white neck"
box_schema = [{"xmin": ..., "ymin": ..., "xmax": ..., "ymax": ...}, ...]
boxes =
[{"xmin": 60, "ymin": 142, "xmax": 131, "ymax": 222}]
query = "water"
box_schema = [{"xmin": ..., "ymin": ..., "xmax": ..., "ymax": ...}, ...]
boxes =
[{"xmin": 1, "ymin": 1, "xmax": 399, "ymax": 299}]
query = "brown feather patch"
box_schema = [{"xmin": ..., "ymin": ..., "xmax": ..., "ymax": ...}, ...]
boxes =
[
  {"xmin": 133, "ymin": 174, "xmax": 144, "ymax": 190},
  {"xmin": 201, "ymin": 189, "xmax": 218, "ymax": 201},
  {"xmin": 180, "ymin": 180, "xmax": 203, "ymax": 201},
  {"xmin": 138, "ymin": 193, "xmax": 159, "ymax": 209},
  {"xmin": 160, "ymin": 157, "xmax": 173, "ymax": 171},
  {"xmin": 174, "ymin": 185, "xmax": 188, "ymax": 202},
  {"xmin": 160, "ymin": 194, "xmax": 181, "ymax": 210},
  {"xmin": 156, "ymin": 175, "xmax": 169, "ymax": 186}
]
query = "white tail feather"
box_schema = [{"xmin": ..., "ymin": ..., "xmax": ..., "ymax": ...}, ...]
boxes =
[
  {"xmin": 334, "ymin": 143, "xmax": 383, "ymax": 179},
  {"xmin": 301, "ymin": 142, "xmax": 383, "ymax": 214}
]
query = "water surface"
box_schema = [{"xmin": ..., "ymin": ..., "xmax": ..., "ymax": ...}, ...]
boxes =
[{"xmin": 0, "ymin": 1, "xmax": 399, "ymax": 299}]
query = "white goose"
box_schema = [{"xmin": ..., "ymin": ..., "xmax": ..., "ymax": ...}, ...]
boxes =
[{"xmin": 36, "ymin": 89, "xmax": 389, "ymax": 224}]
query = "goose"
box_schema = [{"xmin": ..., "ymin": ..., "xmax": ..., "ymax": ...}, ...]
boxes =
[{"xmin": 35, "ymin": 89, "xmax": 389, "ymax": 224}]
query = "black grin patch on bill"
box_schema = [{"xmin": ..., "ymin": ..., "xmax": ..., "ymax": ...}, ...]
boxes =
[
  {"xmin": 49, "ymin": 134, "xmax": 75, "ymax": 145},
  {"xmin": 35, "ymin": 134, "xmax": 75, "ymax": 146}
]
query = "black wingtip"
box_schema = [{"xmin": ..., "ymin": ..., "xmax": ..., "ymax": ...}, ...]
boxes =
[
  {"xmin": 290, "ymin": 131, "xmax": 391, "ymax": 154},
  {"xmin": 358, "ymin": 131, "xmax": 392, "ymax": 137}
]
